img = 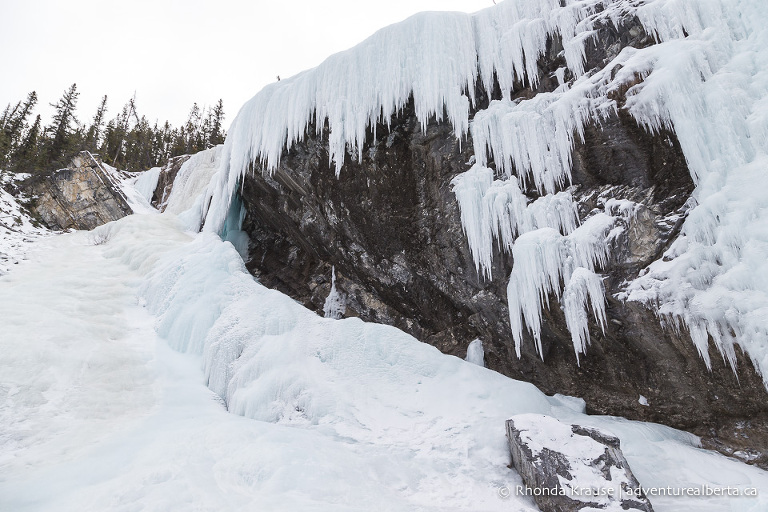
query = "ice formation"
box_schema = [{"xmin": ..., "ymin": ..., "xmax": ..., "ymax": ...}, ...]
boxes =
[
  {"xmin": 199, "ymin": 0, "xmax": 768, "ymax": 379},
  {"xmin": 131, "ymin": 166, "xmax": 161, "ymax": 204},
  {"xmin": 323, "ymin": 266, "xmax": 346, "ymax": 319},
  {"xmin": 465, "ymin": 338, "xmax": 485, "ymax": 367}
]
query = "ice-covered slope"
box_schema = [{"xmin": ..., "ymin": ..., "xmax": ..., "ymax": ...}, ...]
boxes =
[
  {"xmin": 202, "ymin": 0, "xmax": 768, "ymax": 385},
  {"xmin": 1, "ymin": 170, "xmax": 767, "ymax": 511}
]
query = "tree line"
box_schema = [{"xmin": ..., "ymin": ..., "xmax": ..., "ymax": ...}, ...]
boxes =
[{"xmin": 0, "ymin": 83, "xmax": 226, "ymax": 173}]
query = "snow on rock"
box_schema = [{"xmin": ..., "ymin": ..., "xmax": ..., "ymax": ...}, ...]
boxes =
[
  {"xmin": 130, "ymin": 166, "xmax": 162, "ymax": 205},
  {"xmin": 0, "ymin": 171, "xmax": 50, "ymax": 275},
  {"xmin": 195, "ymin": 0, "xmax": 768, "ymax": 380},
  {"xmin": 507, "ymin": 414, "xmax": 654, "ymax": 512},
  {"xmin": 618, "ymin": 0, "xmax": 768, "ymax": 386},
  {"xmin": 164, "ymin": 146, "xmax": 223, "ymax": 231},
  {"xmin": 203, "ymin": 0, "xmax": 619, "ymax": 234}
]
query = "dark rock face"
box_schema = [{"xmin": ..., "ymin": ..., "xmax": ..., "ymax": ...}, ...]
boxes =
[
  {"xmin": 153, "ymin": 154, "xmax": 192, "ymax": 210},
  {"xmin": 506, "ymin": 414, "xmax": 654, "ymax": 512},
  {"xmin": 21, "ymin": 152, "xmax": 132, "ymax": 231},
  {"xmin": 231, "ymin": 18, "xmax": 768, "ymax": 466}
]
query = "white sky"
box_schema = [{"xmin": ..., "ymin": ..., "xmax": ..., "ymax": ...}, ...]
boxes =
[{"xmin": 0, "ymin": 0, "xmax": 493, "ymax": 130}]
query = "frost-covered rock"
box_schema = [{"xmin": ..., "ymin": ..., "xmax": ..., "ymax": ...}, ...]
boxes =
[{"xmin": 507, "ymin": 414, "xmax": 653, "ymax": 512}]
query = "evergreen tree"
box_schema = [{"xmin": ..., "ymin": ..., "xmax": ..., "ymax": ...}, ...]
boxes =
[
  {"xmin": 0, "ymin": 93, "xmax": 37, "ymax": 167},
  {"xmin": 46, "ymin": 83, "xmax": 80, "ymax": 167},
  {"xmin": 84, "ymin": 95, "xmax": 108, "ymax": 152},
  {"xmin": 7, "ymin": 92, "xmax": 38, "ymax": 144},
  {"xmin": 1, "ymin": 88, "xmax": 226, "ymax": 174},
  {"xmin": 184, "ymin": 103, "xmax": 202, "ymax": 153},
  {"xmin": 208, "ymin": 99, "xmax": 225, "ymax": 146},
  {"xmin": 12, "ymin": 114, "xmax": 42, "ymax": 172}
]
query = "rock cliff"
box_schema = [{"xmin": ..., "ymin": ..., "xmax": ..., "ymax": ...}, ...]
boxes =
[
  {"xmin": 21, "ymin": 152, "xmax": 132, "ymax": 231},
  {"xmin": 203, "ymin": 15, "xmax": 768, "ymax": 467},
  {"xmin": 149, "ymin": 6, "xmax": 768, "ymax": 468}
]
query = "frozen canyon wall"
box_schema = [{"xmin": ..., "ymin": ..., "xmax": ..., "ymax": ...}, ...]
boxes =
[{"xmin": 157, "ymin": 0, "xmax": 768, "ymax": 467}]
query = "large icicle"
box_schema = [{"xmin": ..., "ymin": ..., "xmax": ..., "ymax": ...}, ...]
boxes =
[
  {"xmin": 201, "ymin": 0, "xmax": 768, "ymax": 382},
  {"xmin": 451, "ymin": 164, "xmax": 578, "ymax": 279},
  {"xmin": 205, "ymin": 0, "xmax": 620, "ymax": 234},
  {"xmin": 506, "ymin": 216, "xmax": 612, "ymax": 360}
]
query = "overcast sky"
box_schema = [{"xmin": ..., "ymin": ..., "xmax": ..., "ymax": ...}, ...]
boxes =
[{"xmin": 0, "ymin": 0, "xmax": 492, "ymax": 130}]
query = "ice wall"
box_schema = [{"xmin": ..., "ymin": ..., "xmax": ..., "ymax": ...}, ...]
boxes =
[{"xmin": 201, "ymin": 0, "xmax": 768, "ymax": 381}]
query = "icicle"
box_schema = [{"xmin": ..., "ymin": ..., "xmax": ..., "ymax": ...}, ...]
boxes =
[
  {"xmin": 323, "ymin": 266, "xmax": 346, "ymax": 320},
  {"xmin": 562, "ymin": 267, "xmax": 607, "ymax": 364},
  {"xmin": 465, "ymin": 338, "xmax": 485, "ymax": 367}
]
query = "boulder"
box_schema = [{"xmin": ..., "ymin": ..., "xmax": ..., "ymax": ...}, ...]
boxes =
[
  {"xmin": 506, "ymin": 414, "xmax": 653, "ymax": 512},
  {"xmin": 21, "ymin": 152, "xmax": 132, "ymax": 231}
]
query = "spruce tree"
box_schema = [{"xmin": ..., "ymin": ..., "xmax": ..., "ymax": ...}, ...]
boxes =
[
  {"xmin": 12, "ymin": 114, "xmax": 42, "ymax": 172},
  {"xmin": 84, "ymin": 95, "xmax": 108, "ymax": 152},
  {"xmin": 47, "ymin": 83, "xmax": 80, "ymax": 167},
  {"xmin": 208, "ymin": 99, "xmax": 225, "ymax": 146}
]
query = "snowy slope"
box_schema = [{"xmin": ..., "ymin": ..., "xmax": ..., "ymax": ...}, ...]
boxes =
[
  {"xmin": 0, "ymin": 171, "xmax": 50, "ymax": 275},
  {"xmin": 2, "ymin": 149, "xmax": 767, "ymax": 512},
  {"xmin": 197, "ymin": 0, "xmax": 768, "ymax": 384}
]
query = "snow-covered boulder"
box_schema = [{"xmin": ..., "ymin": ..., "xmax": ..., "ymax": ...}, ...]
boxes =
[{"xmin": 507, "ymin": 414, "xmax": 653, "ymax": 512}]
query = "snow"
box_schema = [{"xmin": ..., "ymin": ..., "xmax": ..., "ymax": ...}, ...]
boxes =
[
  {"xmin": 0, "ymin": 171, "xmax": 51, "ymax": 275},
  {"xmin": 1, "ymin": 198, "xmax": 767, "ymax": 511},
  {"xmin": 132, "ymin": 166, "xmax": 162, "ymax": 204},
  {"xmin": 4, "ymin": 0, "xmax": 768, "ymax": 507},
  {"xmin": 165, "ymin": 146, "xmax": 224, "ymax": 232}
]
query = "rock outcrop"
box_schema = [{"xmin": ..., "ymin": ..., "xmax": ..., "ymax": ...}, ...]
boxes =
[
  {"xmin": 506, "ymin": 414, "xmax": 653, "ymax": 512},
  {"xmin": 22, "ymin": 152, "xmax": 132, "ymax": 231},
  {"xmin": 164, "ymin": 14, "xmax": 768, "ymax": 465},
  {"xmin": 152, "ymin": 154, "xmax": 192, "ymax": 211}
]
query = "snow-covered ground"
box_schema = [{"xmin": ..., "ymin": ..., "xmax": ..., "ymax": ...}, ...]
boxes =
[
  {"xmin": 1, "ymin": 158, "xmax": 767, "ymax": 511},
  {"xmin": 0, "ymin": 171, "xmax": 51, "ymax": 275}
]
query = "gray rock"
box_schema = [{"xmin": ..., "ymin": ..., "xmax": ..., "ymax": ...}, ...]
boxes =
[
  {"xmin": 507, "ymin": 414, "xmax": 653, "ymax": 512},
  {"xmin": 21, "ymin": 152, "xmax": 132, "ymax": 231}
]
